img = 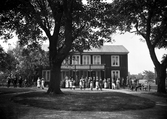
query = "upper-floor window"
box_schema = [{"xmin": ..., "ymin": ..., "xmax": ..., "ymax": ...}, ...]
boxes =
[
  {"xmin": 93, "ymin": 55, "xmax": 101, "ymax": 65},
  {"xmin": 72, "ymin": 55, "xmax": 80, "ymax": 65},
  {"xmin": 62, "ymin": 57, "xmax": 70, "ymax": 65},
  {"xmin": 82, "ymin": 55, "xmax": 91, "ymax": 65},
  {"xmin": 111, "ymin": 55, "xmax": 120, "ymax": 66}
]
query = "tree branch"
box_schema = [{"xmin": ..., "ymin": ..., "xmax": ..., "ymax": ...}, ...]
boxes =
[
  {"xmin": 144, "ymin": 8, "xmax": 160, "ymax": 68},
  {"xmin": 135, "ymin": 20, "xmax": 146, "ymax": 39},
  {"xmin": 162, "ymin": 55, "xmax": 167, "ymax": 67},
  {"xmin": 153, "ymin": 23, "xmax": 167, "ymax": 48}
]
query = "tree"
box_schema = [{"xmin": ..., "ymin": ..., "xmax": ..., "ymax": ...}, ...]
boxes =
[
  {"xmin": 136, "ymin": 73, "xmax": 144, "ymax": 80},
  {"xmin": 143, "ymin": 70, "xmax": 155, "ymax": 82},
  {"xmin": 0, "ymin": 45, "xmax": 18, "ymax": 72},
  {"xmin": 11, "ymin": 43, "xmax": 49, "ymax": 82},
  {"xmin": 0, "ymin": 45, "xmax": 7, "ymax": 71},
  {"xmin": 0, "ymin": 0, "xmax": 119, "ymax": 94},
  {"xmin": 113, "ymin": 0, "xmax": 167, "ymax": 93}
]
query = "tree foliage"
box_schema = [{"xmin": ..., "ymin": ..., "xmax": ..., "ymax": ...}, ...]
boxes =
[
  {"xmin": 143, "ymin": 70, "xmax": 155, "ymax": 81},
  {"xmin": 0, "ymin": 45, "xmax": 18, "ymax": 72},
  {"xmin": 0, "ymin": 0, "xmax": 119, "ymax": 51},
  {"xmin": 113, "ymin": 0, "xmax": 167, "ymax": 49},
  {"xmin": 11, "ymin": 43, "xmax": 49, "ymax": 80},
  {"xmin": 113, "ymin": 0, "xmax": 167, "ymax": 93},
  {"xmin": 0, "ymin": 45, "xmax": 7, "ymax": 71}
]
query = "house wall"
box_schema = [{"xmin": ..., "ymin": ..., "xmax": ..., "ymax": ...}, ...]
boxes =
[{"xmin": 42, "ymin": 53, "xmax": 128, "ymax": 87}]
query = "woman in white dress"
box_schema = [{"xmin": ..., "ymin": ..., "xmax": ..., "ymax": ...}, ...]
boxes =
[
  {"xmin": 65, "ymin": 76, "xmax": 69, "ymax": 88},
  {"xmin": 95, "ymin": 78, "xmax": 99, "ymax": 90},
  {"xmin": 37, "ymin": 77, "xmax": 41, "ymax": 88},
  {"xmin": 103, "ymin": 79, "xmax": 107, "ymax": 89}
]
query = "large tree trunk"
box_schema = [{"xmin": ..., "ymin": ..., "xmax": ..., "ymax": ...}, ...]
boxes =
[
  {"xmin": 156, "ymin": 66, "xmax": 166, "ymax": 93},
  {"xmin": 47, "ymin": 62, "xmax": 63, "ymax": 94},
  {"xmin": 46, "ymin": 1, "xmax": 73, "ymax": 94}
]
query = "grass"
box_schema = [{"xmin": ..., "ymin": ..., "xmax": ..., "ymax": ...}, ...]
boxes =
[
  {"xmin": 12, "ymin": 90, "xmax": 155, "ymax": 112},
  {"xmin": 146, "ymin": 92, "xmax": 167, "ymax": 98},
  {"xmin": 0, "ymin": 87, "xmax": 32, "ymax": 95}
]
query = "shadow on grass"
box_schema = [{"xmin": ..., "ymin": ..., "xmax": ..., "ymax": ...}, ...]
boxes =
[
  {"xmin": 12, "ymin": 91, "xmax": 155, "ymax": 112},
  {"xmin": 145, "ymin": 92, "xmax": 167, "ymax": 98},
  {"xmin": 0, "ymin": 92, "xmax": 30, "ymax": 119}
]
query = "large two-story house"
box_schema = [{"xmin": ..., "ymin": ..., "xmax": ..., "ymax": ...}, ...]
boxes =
[{"xmin": 42, "ymin": 45, "xmax": 129, "ymax": 87}]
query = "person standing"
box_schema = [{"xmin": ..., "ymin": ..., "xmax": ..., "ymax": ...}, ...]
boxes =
[
  {"xmin": 83, "ymin": 78, "xmax": 86, "ymax": 90},
  {"xmin": 93, "ymin": 77, "xmax": 96, "ymax": 88},
  {"xmin": 90, "ymin": 80, "xmax": 93, "ymax": 91},
  {"xmin": 116, "ymin": 78, "xmax": 120, "ymax": 89},
  {"xmin": 12, "ymin": 75, "xmax": 17, "ymax": 88},
  {"xmin": 88, "ymin": 77, "xmax": 91, "ymax": 88},
  {"xmin": 41, "ymin": 78, "xmax": 45, "ymax": 89},
  {"xmin": 18, "ymin": 76, "xmax": 23, "ymax": 87},
  {"xmin": 65, "ymin": 76, "xmax": 69, "ymax": 88},
  {"xmin": 112, "ymin": 79, "xmax": 116, "ymax": 89},
  {"xmin": 72, "ymin": 79, "xmax": 76, "ymax": 90},
  {"xmin": 95, "ymin": 78, "xmax": 99, "ymax": 90},
  {"xmin": 7, "ymin": 75, "xmax": 11, "ymax": 88},
  {"xmin": 69, "ymin": 78, "xmax": 72, "ymax": 89},
  {"xmin": 107, "ymin": 78, "xmax": 111, "ymax": 89},
  {"xmin": 103, "ymin": 78, "xmax": 107, "ymax": 89},
  {"xmin": 37, "ymin": 77, "xmax": 41, "ymax": 88},
  {"xmin": 99, "ymin": 78, "xmax": 103, "ymax": 91},
  {"xmin": 79, "ymin": 77, "xmax": 83, "ymax": 90}
]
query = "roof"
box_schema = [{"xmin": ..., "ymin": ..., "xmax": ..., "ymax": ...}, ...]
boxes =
[
  {"xmin": 82, "ymin": 45, "xmax": 129, "ymax": 54},
  {"xmin": 42, "ymin": 44, "xmax": 129, "ymax": 54}
]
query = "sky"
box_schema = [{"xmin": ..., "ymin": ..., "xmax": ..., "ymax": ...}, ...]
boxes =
[
  {"xmin": 108, "ymin": 32, "xmax": 166, "ymax": 74},
  {"xmin": 1, "ymin": 32, "xmax": 166, "ymax": 75}
]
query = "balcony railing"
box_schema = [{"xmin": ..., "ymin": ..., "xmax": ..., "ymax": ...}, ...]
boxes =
[{"xmin": 61, "ymin": 64, "xmax": 105, "ymax": 70}]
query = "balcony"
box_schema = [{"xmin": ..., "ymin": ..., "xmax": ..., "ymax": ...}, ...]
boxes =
[{"xmin": 61, "ymin": 64, "xmax": 105, "ymax": 70}]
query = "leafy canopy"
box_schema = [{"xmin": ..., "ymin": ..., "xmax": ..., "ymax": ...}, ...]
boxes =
[
  {"xmin": 113, "ymin": 0, "xmax": 167, "ymax": 49},
  {"xmin": 0, "ymin": 45, "xmax": 18, "ymax": 72},
  {"xmin": 0, "ymin": 0, "xmax": 120, "ymax": 53}
]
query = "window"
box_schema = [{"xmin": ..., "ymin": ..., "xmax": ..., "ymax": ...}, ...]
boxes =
[
  {"xmin": 93, "ymin": 55, "xmax": 101, "ymax": 64},
  {"xmin": 42, "ymin": 70, "xmax": 50, "ymax": 81},
  {"xmin": 62, "ymin": 57, "xmax": 70, "ymax": 65},
  {"xmin": 46, "ymin": 70, "xmax": 50, "ymax": 81},
  {"xmin": 111, "ymin": 70, "xmax": 120, "ymax": 79},
  {"xmin": 111, "ymin": 55, "xmax": 120, "ymax": 66},
  {"xmin": 72, "ymin": 55, "xmax": 80, "ymax": 65},
  {"xmin": 82, "ymin": 55, "xmax": 91, "ymax": 65}
]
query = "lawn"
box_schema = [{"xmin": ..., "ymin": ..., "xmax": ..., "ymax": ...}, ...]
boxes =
[{"xmin": 12, "ymin": 90, "xmax": 155, "ymax": 112}]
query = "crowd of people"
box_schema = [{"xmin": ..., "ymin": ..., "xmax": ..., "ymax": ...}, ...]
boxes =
[
  {"xmin": 6, "ymin": 74, "xmax": 25, "ymax": 88},
  {"xmin": 4, "ymin": 74, "xmax": 37, "ymax": 88},
  {"xmin": 4, "ymin": 74, "xmax": 46, "ymax": 90},
  {"xmin": 63, "ymin": 76, "xmax": 126, "ymax": 91},
  {"xmin": 3, "ymin": 74, "xmax": 151, "ymax": 91},
  {"xmin": 128, "ymin": 78, "xmax": 151, "ymax": 91}
]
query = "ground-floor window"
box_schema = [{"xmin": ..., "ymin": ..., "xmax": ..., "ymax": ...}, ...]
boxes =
[
  {"xmin": 111, "ymin": 70, "xmax": 120, "ymax": 80},
  {"xmin": 42, "ymin": 70, "xmax": 50, "ymax": 82}
]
